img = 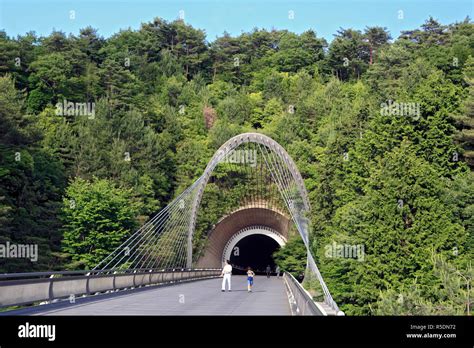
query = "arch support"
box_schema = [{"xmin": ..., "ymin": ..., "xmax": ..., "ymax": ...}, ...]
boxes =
[{"xmin": 186, "ymin": 132, "xmax": 310, "ymax": 267}]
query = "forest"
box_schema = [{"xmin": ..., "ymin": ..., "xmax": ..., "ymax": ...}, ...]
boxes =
[{"xmin": 0, "ymin": 16, "xmax": 473, "ymax": 315}]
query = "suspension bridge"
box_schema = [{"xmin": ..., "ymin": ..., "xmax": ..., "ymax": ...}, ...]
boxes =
[{"xmin": 0, "ymin": 133, "xmax": 343, "ymax": 316}]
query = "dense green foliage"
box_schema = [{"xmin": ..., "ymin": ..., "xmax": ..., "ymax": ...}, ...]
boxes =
[
  {"xmin": 272, "ymin": 235, "xmax": 307, "ymax": 278},
  {"xmin": 0, "ymin": 16, "xmax": 472, "ymax": 314},
  {"xmin": 61, "ymin": 177, "xmax": 141, "ymax": 269}
]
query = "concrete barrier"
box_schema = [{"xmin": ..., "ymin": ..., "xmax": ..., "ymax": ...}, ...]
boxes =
[
  {"xmin": 114, "ymin": 274, "xmax": 135, "ymax": 289},
  {"xmin": 0, "ymin": 280, "xmax": 50, "ymax": 307},
  {"xmin": 89, "ymin": 276, "xmax": 114, "ymax": 293},
  {"xmin": 51, "ymin": 278, "xmax": 87, "ymax": 299}
]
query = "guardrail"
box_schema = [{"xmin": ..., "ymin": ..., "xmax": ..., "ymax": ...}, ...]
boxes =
[
  {"xmin": 0, "ymin": 268, "xmax": 221, "ymax": 308},
  {"xmin": 283, "ymin": 271, "xmax": 326, "ymax": 316}
]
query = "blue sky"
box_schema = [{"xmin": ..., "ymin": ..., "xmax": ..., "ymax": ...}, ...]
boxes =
[{"xmin": 0, "ymin": 0, "xmax": 472, "ymax": 43}]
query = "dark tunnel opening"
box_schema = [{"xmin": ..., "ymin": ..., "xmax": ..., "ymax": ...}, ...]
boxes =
[{"xmin": 229, "ymin": 234, "xmax": 281, "ymax": 275}]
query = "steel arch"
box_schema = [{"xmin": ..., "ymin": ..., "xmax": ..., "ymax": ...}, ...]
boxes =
[{"xmin": 187, "ymin": 132, "xmax": 310, "ymax": 267}]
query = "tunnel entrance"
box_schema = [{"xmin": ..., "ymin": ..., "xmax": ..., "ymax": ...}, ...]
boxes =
[{"xmin": 229, "ymin": 234, "xmax": 281, "ymax": 275}]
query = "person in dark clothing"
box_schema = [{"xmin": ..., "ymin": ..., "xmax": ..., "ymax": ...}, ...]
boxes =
[{"xmin": 266, "ymin": 265, "xmax": 271, "ymax": 278}]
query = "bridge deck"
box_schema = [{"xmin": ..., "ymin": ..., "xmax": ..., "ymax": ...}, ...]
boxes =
[{"xmin": 8, "ymin": 276, "xmax": 291, "ymax": 316}]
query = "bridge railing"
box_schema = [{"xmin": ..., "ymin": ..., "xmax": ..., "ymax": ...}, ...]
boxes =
[
  {"xmin": 0, "ymin": 268, "xmax": 221, "ymax": 308},
  {"xmin": 283, "ymin": 271, "xmax": 328, "ymax": 316}
]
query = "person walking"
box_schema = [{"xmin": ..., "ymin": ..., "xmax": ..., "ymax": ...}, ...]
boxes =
[
  {"xmin": 275, "ymin": 265, "xmax": 281, "ymax": 278},
  {"xmin": 246, "ymin": 267, "xmax": 255, "ymax": 292},
  {"xmin": 221, "ymin": 260, "xmax": 232, "ymax": 292},
  {"xmin": 266, "ymin": 265, "xmax": 271, "ymax": 278}
]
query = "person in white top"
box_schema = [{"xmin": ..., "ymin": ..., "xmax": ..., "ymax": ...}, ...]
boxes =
[{"xmin": 221, "ymin": 260, "xmax": 232, "ymax": 292}]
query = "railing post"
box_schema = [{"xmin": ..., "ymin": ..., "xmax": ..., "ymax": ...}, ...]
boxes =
[
  {"xmin": 186, "ymin": 230, "xmax": 193, "ymax": 268},
  {"xmin": 48, "ymin": 276, "xmax": 54, "ymax": 302}
]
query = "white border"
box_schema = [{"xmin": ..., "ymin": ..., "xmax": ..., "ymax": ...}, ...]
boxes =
[{"xmin": 221, "ymin": 225, "xmax": 287, "ymax": 265}]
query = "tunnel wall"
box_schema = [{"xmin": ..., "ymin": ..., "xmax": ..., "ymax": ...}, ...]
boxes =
[{"xmin": 195, "ymin": 207, "xmax": 291, "ymax": 268}]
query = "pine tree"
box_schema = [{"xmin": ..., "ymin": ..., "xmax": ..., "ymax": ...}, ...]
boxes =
[{"xmin": 453, "ymin": 56, "xmax": 474, "ymax": 168}]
